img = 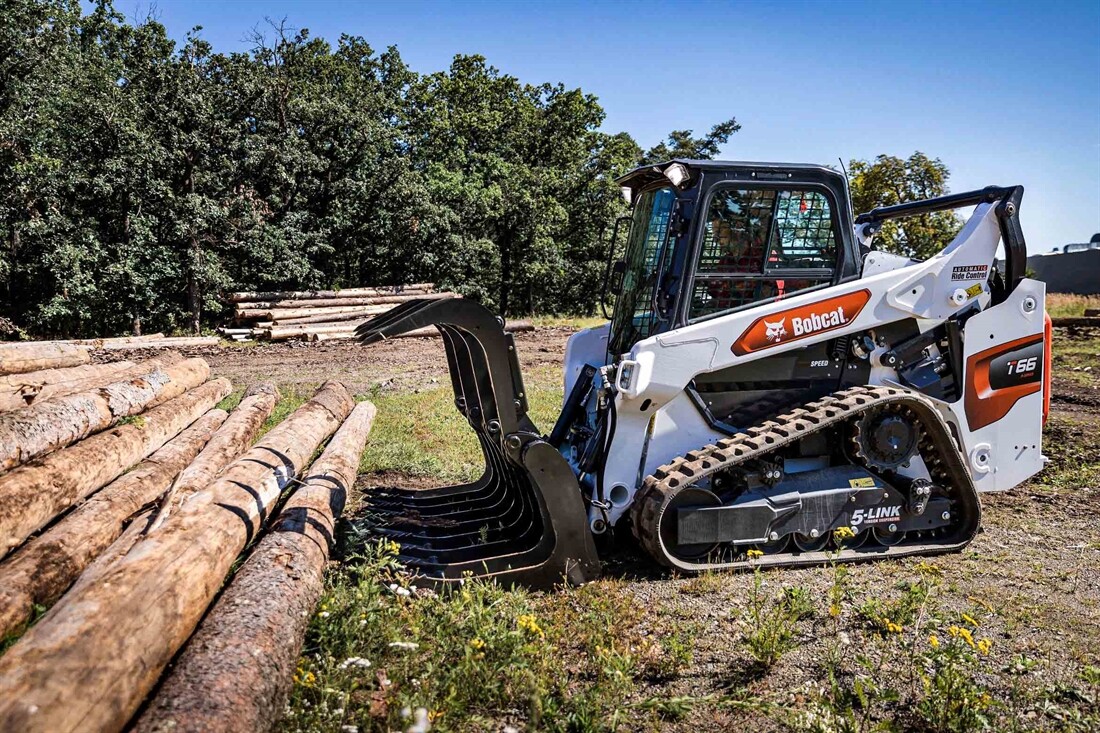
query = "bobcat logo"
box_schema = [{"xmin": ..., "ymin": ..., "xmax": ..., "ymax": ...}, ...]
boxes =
[{"xmin": 763, "ymin": 318, "xmax": 787, "ymax": 343}]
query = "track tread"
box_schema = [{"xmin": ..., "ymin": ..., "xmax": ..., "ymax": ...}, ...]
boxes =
[{"xmin": 630, "ymin": 385, "xmax": 981, "ymax": 572}]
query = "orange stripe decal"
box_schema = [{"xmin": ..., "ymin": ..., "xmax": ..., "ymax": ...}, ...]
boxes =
[
  {"xmin": 731, "ymin": 289, "xmax": 871, "ymax": 356},
  {"xmin": 964, "ymin": 333, "xmax": 1044, "ymax": 431}
]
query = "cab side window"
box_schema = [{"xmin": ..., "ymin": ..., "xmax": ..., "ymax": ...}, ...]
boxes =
[{"xmin": 690, "ymin": 188, "xmax": 837, "ymax": 319}]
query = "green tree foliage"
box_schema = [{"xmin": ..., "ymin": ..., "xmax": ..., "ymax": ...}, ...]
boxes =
[
  {"xmin": 641, "ymin": 118, "xmax": 741, "ymax": 165},
  {"xmin": 0, "ymin": 1, "xmax": 739, "ymax": 335},
  {"xmin": 848, "ymin": 152, "xmax": 963, "ymax": 260}
]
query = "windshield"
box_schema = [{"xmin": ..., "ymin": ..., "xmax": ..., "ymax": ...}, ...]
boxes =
[{"xmin": 608, "ymin": 186, "xmax": 675, "ymax": 356}]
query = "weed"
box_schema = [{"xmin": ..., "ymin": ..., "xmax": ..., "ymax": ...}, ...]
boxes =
[
  {"xmin": 915, "ymin": 628, "xmax": 996, "ymax": 732},
  {"xmin": 856, "ymin": 579, "xmax": 929, "ymax": 634},
  {"xmin": 742, "ymin": 569, "xmax": 802, "ymax": 668}
]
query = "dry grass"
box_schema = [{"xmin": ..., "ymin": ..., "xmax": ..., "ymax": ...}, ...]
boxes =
[{"xmin": 1046, "ymin": 293, "xmax": 1100, "ymax": 318}]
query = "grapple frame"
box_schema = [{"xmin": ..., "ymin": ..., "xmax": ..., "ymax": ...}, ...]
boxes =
[{"xmin": 356, "ymin": 298, "xmax": 600, "ymax": 589}]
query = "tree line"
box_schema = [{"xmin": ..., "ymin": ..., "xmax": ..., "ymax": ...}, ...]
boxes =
[{"xmin": 1, "ymin": 1, "xmax": 959, "ymax": 337}]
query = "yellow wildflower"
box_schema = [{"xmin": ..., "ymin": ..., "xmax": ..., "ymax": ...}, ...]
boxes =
[
  {"xmin": 929, "ymin": 634, "xmax": 940, "ymax": 648},
  {"xmin": 517, "ymin": 614, "xmax": 545, "ymax": 638},
  {"xmin": 961, "ymin": 612, "xmax": 979, "ymax": 627},
  {"xmin": 829, "ymin": 603, "xmax": 841, "ymax": 618},
  {"xmin": 469, "ymin": 637, "xmax": 486, "ymax": 650},
  {"xmin": 977, "ymin": 638, "xmax": 992, "ymax": 654},
  {"xmin": 885, "ymin": 620, "xmax": 903, "ymax": 634},
  {"xmin": 948, "ymin": 625, "xmax": 961, "ymax": 638},
  {"xmin": 834, "ymin": 526, "xmax": 856, "ymax": 540},
  {"xmin": 746, "ymin": 549, "xmax": 764, "ymax": 559},
  {"xmin": 958, "ymin": 627, "xmax": 975, "ymax": 648}
]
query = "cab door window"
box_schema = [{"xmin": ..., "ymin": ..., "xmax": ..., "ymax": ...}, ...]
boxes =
[{"xmin": 690, "ymin": 188, "xmax": 838, "ymax": 319}]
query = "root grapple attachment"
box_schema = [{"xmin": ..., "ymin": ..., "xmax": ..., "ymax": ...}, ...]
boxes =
[{"xmin": 354, "ymin": 299, "xmax": 600, "ymax": 589}]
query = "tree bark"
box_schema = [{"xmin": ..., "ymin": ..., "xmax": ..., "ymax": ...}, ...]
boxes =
[
  {"xmin": 0, "ymin": 343, "xmax": 90, "ymax": 375},
  {"xmin": 0, "ymin": 409, "xmax": 228, "ymax": 638},
  {"xmin": 0, "ymin": 357, "xmax": 210, "ymax": 472},
  {"xmin": 92, "ymin": 336, "xmax": 221, "ymax": 350},
  {"xmin": 133, "ymin": 401, "xmax": 376, "ymax": 733},
  {"xmin": 0, "ymin": 353, "xmax": 184, "ymax": 412},
  {"xmin": 234, "ymin": 290, "xmax": 454, "ymax": 313},
  {"xmin": 0, "ymin": 378, "xmax": 231, "ymax": 559},
  {"xmin": 147, "ymin": 382, "xmax": 279, "ymax": 530},
  {"xmin": 0, "ymin": 382, "xmax": 353, "ymax": 733},
  {"xmin": 0, "ymin": 361, "xmax": 137, "ymax": 412},
  {"xmin": 228, "ymin": 283, "xmax": 434, "ymax": 302}
]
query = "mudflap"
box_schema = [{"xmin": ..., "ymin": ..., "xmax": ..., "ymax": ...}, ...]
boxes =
[{"xmin": 354, "ymin": 298, "xmax": 601, "ymax": 589}]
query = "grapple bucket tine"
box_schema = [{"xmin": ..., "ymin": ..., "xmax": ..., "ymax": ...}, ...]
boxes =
[
  {"xmin": 354, "ymin": 299, "xmax": 441, "ymax": 344},
  {"xmin": 354, "ymin": 299, "xmax": 600, "ymax": 589}
]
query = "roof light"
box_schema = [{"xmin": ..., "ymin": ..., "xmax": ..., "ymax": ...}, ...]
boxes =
[
  {"xmin": 663, "ymin": 162, "xmax": 689, "ymax": 187},
  {"xmin": 620, "ymin": 186, "xmax": 632, "ymax": 205}
]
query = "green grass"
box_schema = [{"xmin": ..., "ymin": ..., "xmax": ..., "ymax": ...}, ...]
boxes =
[
  {"xmin": 357, "ymin": 366, "xmax": 565, "ymax": 482},
  {"xmin": 282, "ymin": 546, "xmax": 708, "ymax": 733}
]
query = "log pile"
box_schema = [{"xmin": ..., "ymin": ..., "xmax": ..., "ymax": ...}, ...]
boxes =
[
  {"xmin": 0, "ymin": 339, "xmax": 377, "ymax": 733},
  {"xmin": 222, "ymin": 282, "xmax": 465, "ymax": 342}
]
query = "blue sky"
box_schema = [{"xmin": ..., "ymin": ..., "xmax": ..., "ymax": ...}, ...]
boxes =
[{"xmin": 125, "ymin": 0, "xmax": 1099, "ymax": 251}]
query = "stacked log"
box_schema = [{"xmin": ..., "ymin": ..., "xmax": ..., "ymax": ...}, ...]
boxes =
[
  {"xmin": 224, "ymin": 282, "xmax": 461, "ymax": 342},
  {"xmin": 0, "ymin": 343, "xmax": 379, "ymax": 732},
  {"xmin": 0, "ymin": 382, "xmax": 363, "ymax": 733}
]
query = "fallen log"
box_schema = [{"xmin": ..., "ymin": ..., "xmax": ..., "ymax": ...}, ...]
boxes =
[
  {"xmin": 147, "ymin": 382, "xmax": 279, "ymax": 530},
  {"xmin": 0, "ymin": 409, "xmax": 228, "ymax": 638},
  {"xmin": 228, "ymin": 283, "xmax": 434, "ymax": 303},
  {"xmin": 0, "ymin": 378, "xmax": 232, "ymax": 559},
  {"xmin": 307, "ymin": 319, "xmax": 536, "ymax": 342},
  {"xmin": 91, "ymin": 336, "xmax": 221, "ymax": 350},
  {"xmin": 133, "ymin": 401, "xmax": 376, "ymax": 733},
  {"xmin": 0, "ymin": 357, "xmax": 210, "ymax": 472},
  {"xmin": 235, "ymin": 291, "xmax": 455, "ymax": 313},
  {"xmin": 0, "ymin": 382, "xmax": 354, "ymax": 733},
  {"xmin": 56, "ymin": 334, "xmax": 166, "ymax": 346},
  {"xmin": 1085, "ymin": 308, "xmax": 1100, "ymax": 317},
  {"xmin": 0, "ymin": 352, "xmax": 185, "ymax": 412},
  {"xmin": 0, "ymin": 360, "xmax": 137, "ymax": 412},
  {"xmin": 236, "ymin": 303, "xmax": 394, "ymax": 322},
  {"xmin": 264, "ymin": 306, "xmax": 394, "ymax": 326},
  {"xmin": 266, "ymin": 321, "xmax": 374, "ymax": 341},
  {"xmin": 0, "ymin": 342, "xmax": 90, "ymax": 375}
]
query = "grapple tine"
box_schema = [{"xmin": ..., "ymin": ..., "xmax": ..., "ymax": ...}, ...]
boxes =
[
  {"xmin": 353, "ymin": 299, "xmax": 601, "ymax": 589},
  {"xmin": 354, "ymin": 299, "xmax": 439, "ymax": 343}
]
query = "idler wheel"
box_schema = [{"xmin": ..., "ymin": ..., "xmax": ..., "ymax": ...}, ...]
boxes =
[{"xmin": 658, "ymin": 486, "xmax": 722, "ymax": 560}]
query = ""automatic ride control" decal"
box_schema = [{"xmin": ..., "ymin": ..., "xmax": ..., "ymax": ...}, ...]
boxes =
[{"xmin": 731, "ymin": 289, "xmax": 871, "ymax": 356}]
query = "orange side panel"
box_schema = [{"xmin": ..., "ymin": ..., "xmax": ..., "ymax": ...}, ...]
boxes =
[{"xmin": 964, "ymin": 333, "xmax": 1045, "ymax": 432}]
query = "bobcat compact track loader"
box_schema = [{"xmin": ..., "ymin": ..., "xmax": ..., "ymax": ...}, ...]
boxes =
[{"xmin": 356, "ymin": 160, "xmax": 1051, "ymax": 588}]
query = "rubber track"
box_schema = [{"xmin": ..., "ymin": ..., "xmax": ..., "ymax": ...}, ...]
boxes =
[{"xmin": 630, "ymin": 385, "xmax": 982, "ymax": 572}]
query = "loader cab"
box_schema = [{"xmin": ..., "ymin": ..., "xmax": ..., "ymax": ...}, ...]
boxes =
[{"xmin": 609, "ymin": 160, "xmax": 861, "ymax": 358}]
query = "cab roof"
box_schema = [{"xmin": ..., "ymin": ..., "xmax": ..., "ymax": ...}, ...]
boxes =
[{"xmin": 616, "ymin": 159, "xmax": 844, "ymax": 190}]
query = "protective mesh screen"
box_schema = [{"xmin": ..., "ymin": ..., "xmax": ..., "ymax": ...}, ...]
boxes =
[{"xmin": 690, "ymin": 187, "xmax": 837, "ymax": 319}]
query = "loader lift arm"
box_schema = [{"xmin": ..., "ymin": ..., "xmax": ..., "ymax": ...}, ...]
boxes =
[{"xmin": 855, "ymin": 185, "xmax": 1027, "ymax": 300}]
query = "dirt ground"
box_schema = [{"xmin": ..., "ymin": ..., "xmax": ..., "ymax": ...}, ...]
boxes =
[
  {"xmin": 197, "ymin": 326, "xmax": 1100, "ymax": 731},
  {"xmin": 202, "ymin": 327, "xmax": 574, "ymax": 397}
]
